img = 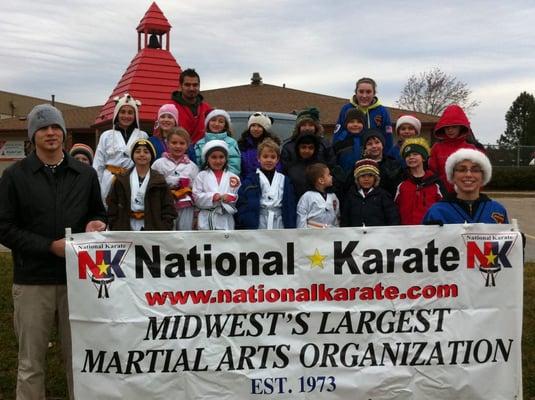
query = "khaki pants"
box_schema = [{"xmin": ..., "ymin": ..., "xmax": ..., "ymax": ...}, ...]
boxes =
[{"xmin": 12, "ymin": 284, "xmax": 74, "ymax": 400}]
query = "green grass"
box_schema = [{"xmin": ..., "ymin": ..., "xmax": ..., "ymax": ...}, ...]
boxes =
[
  {"xmin": 0, "ymin": 253, "xmax": 533, "ymax": 399},
  {"xmin": 0, "ymin": 253, "xmax": 66, "ymax": 400}
]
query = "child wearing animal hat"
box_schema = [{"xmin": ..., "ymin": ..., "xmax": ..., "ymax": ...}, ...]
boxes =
[
  {"xmin": 149, "ymin": 103, "xmax": 179, "ymax": 159},
  {"xmin": 394, "ymin": 138, "xmax": 445, "ymax": 225},
  {"xmin": 93, "ymin": 93, "xmax": 148, "ymax": 204},
  {"xmin": 238, "ymin": 111, "xmax": 282, "ymax": 179},
  {"xmin": 423, "ymin": 148, "xmax": 508, "ymax": 224},
  {"xmin": 192, "ymin": 109, "xmax": 241, "ymax": 175},
  {"xmin": 340, "ymin": 158, "xmax": 399, "ymax": 227},
  {"xmin": 106, "ymin": 139, "xmax": 176, "ymax": 231},
  {"xmin": 192, "ymin": 140, "xmax": 241, "ymax": 230}
]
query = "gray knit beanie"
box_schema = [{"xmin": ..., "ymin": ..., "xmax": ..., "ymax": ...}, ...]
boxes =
[{"xmin": 27, "ymin": 104, "xmax": 66, "ymax": 142}]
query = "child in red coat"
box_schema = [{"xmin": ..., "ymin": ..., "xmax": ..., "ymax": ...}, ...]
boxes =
[
  {"xmin": 428, "ymin": 104, "xmax": 478, "ymax": 193},
  {"xmin": 395, "ymin": 138, "xmax": 445, "ymax": 225}
]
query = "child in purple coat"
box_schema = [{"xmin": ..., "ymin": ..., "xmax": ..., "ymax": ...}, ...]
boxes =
[{"xmin": 238, "ymin": 112, "xmax": 281, "ymax": 179}]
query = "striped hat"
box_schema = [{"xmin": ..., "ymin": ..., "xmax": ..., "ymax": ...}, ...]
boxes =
[
  {"xmin": 354, "ymin": 158, "xmax": 380, "ymax": 186},
  {"xmin": 69, "ymin": 143, "xmax": 94, "ymax": 164}
]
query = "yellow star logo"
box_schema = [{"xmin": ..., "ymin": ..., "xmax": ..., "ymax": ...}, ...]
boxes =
[
  {"xmin": 97, "ymin": 260, "xmax": 109, "ymax": 276},
  {"xmin": 307, "ymin": 249, "xmax": 327, "ymax": 269},
  {"xmin": 485, "ymin": 251, "xmax": 497, "ymax": 266}
]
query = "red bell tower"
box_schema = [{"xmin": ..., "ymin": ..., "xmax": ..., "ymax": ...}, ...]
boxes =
[{"xmin": 93, "ymin": 2, "xmax": 182, "ymax": 132}]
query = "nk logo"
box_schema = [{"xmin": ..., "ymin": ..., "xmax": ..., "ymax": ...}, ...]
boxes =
[
  {"xmin": 463, "ymin": 233, "xmax": 517, "ymax": 287},
  {"xmin": 76, "ymin": 242, "xmax": 131, "ymax": 298}
]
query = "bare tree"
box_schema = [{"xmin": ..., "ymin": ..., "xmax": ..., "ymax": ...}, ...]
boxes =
[{"xmin": 397, "ymin": 68, "xmax": 480, "ymax": 116}]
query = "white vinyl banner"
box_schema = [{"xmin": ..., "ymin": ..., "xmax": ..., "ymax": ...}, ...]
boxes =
[{"xmin": 66, "ymin": 224, "xmax": 523, "ymax": 399}]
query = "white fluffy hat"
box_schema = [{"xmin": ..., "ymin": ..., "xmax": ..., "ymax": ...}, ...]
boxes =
[
  {"xmin": 201, "ymin": 139, "xmax": 229, "ymax": 160},
  {"xmin": 204, "ymin": 109, "xmax": 231, "ymax": 130},
  {"xmin": 395, "ymin": 115, "xmax": 421, "ymax": 135},
  {"xmin": 113, "ymin": 93, "xmax": 141, "ymax": 129},
  {"xmin": 248, "ymin": 112, "xmax": 272, "ymax": 132},
  {"xmin": 445, "ymin": 148, "xmax": 492, "ymax": 185}
]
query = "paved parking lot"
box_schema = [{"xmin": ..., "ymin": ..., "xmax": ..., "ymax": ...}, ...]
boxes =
[{"xmin": 493, "ymin": 195, "xmax": 535, "ymax": 262}]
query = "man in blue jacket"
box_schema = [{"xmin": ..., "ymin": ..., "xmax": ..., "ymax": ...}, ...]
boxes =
[{"xmin": 0, "ymin": 104, "xmax": 107, "ymax": 399}]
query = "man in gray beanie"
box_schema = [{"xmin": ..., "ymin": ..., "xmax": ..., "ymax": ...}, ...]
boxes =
[
  {"xmin": 0, "ymin": 103, "xmax": 107, "ymax": 399},
  {"xmin": 27, "ymin": 103, "xmax": 67, "ymax": 142}
]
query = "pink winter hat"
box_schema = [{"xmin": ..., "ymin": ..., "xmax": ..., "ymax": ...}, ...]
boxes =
[{"xmin": 157, "ymin": 104, "xmax": 179, "ymax": 125}]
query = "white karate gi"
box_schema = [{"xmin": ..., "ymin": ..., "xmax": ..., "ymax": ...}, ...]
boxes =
[
  {"xmin": 93, "ymin": 128, "xmax": 148, "ymax": 204},
  {"xmin": 257, "ymin": 169, "xmax": 285, "ymax": 229},
  {"xmin": 296, "ymin": 191, "xmax": 340, "ymax": 228},
  {"xmin": 152, "ymin": 156, "xmax": 199, "ymax": 230},
  {"xmin": 193, "ymin": 170, "xmax": 241, "ymax": 230}
]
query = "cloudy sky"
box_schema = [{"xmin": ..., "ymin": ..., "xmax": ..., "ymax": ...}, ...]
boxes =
[{"xmin": 2, "ymin": 0, "xmax": 534, "ymax": 143}]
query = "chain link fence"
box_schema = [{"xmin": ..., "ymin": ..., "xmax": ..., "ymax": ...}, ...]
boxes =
[{"xmin": 484, "ymin": 144, "xmax": 535, "ymax": 167}]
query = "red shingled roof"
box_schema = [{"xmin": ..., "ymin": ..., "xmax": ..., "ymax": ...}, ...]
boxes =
[
  {"xmin": 136, "ymin": 2, "xmax": 171, "ymax": 33},
  {"xmin": 94, "ymin": 3, "xmax": 180, "ymax": 129}
]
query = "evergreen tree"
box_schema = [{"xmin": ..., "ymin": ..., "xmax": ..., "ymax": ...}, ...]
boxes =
[{"xmin": 497, "ymin": 92, "xmax": 535, "ymax": 148}]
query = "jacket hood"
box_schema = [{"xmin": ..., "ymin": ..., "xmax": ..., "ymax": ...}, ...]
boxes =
[
  {"xmin": 294, "ymin": 133, "xmax": 320, "ymax": 160},
  {"xmin": 434, "ymin": 105, "xmax": 471, "ymax": 139},
  {"xmin": 171, "ymin": 90, "xmax": 204, "ymax": 106},
  {"xmin": 408, "ymin": 169, "xmax": 440, "ymax": 185},
  {"xmin": 350, "ymin": 95, "xmax": 381, "ymax": 112}
]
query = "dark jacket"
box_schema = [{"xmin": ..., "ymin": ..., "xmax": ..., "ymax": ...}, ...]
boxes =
[
  {"xmin": 332, "ymin": 130, "xmax": 363, "ymax": 177},
  {"xmin": 281, "ymin": 135, "xmax": 335, "ymax": 170},
  {"xmin": 378, "ymin": 156, "xmax": 403, "ymax": 198},
  {"xmin": 335, "ymin": 98, "xmax": 393, "ymax": 150},
  {"xmin": 282, "ymin": 133, "xmax": 331, "ymax": 200},
  {"xmin": 341, "ymin": 185, "xmax": 400, "ymax": 227},
  {"xmin": 106, "ymin": 169, "xmax": 177, "ymax": 231},
  {"xmin": 236, "ymin": 171, "xmax": 296, "ymax": 229},
  {"xmin": 0, "ymin": 152, "xmax": 107, "ymax": 284}
]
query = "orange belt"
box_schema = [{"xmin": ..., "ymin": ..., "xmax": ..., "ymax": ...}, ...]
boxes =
[
  {"xmin": 170, "ymin": 187, "xmax": 192, "ymax": 199},
  {"xmin": 130, "ymin": 211, "xmax": 145, "ymax": 220},
  {"xmin": 106, "ymin": 165, "xmax": 128, "ymax": 175}
]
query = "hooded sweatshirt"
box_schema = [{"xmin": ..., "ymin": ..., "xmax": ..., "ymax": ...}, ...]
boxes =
[
  {"xmin": 428, "ymin": 105, "xmax": 478, "ymax": 193},
  {"xmin": 335, "ymin": 96, "xmax": 393, "ymax": 151}
]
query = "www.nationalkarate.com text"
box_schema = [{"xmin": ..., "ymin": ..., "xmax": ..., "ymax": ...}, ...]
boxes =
[{"xmin": 144, "ymin": 282, "xmax": 458, "ymax": 306}]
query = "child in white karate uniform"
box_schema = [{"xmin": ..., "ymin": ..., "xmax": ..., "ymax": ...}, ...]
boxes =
[
  {"xmin": 93, "ymin": 93, "xmax": 148, "ymax": 204},
  {"xmin": 297, "ymin": 163, "xmax": 340, "ymax": 228},
  {"xmin": 152, "ymin": 128, "xmax": 199, "ymax": 230},
  {"xmin": 236, "ymin": 139, "xmax": 296, "ymax": 229},
  {"xmin": 193, "ymin": 140, "xmax": 241, "ymax": 230}
]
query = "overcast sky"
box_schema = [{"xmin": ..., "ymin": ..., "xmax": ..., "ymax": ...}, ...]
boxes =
[{"xmin": 2, "ymin": 0, "xmax": 534, "ymax": 144}]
